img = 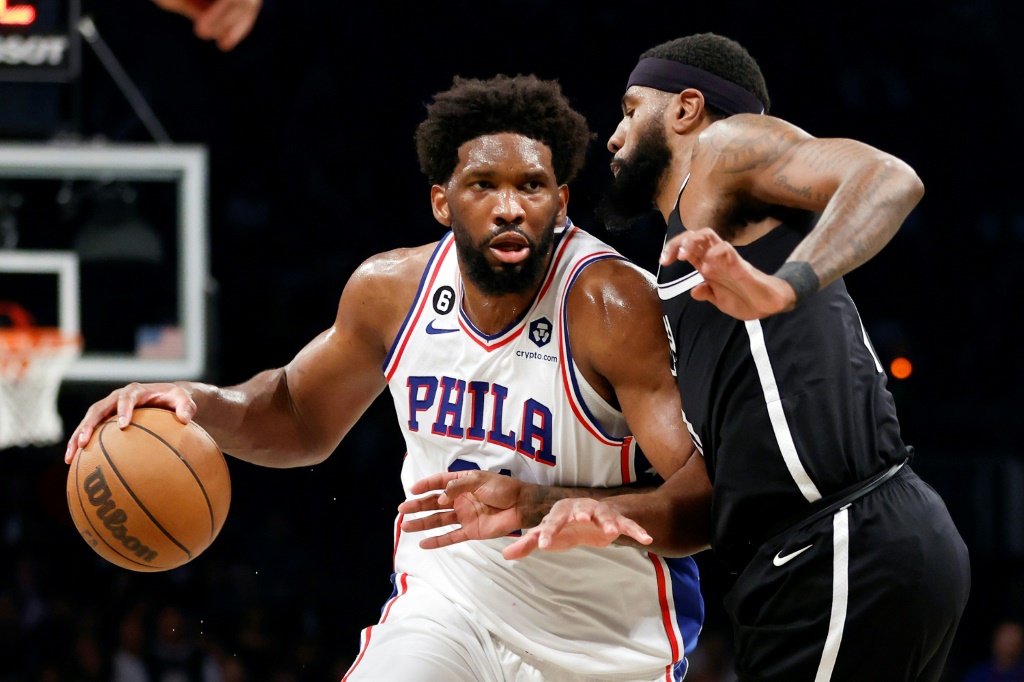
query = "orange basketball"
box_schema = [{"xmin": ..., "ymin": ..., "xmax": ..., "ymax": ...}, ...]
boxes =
[{"xmin": 66, "ymin": 407, "xmax": 231, "ymax": 572}]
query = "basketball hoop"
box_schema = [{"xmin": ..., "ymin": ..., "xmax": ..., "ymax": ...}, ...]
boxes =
[{"xmin": 0, "ymin": 301, "xmax": 82, "ymax": 449}]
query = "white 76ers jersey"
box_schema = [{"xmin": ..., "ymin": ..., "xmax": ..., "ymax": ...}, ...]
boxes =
[{"xmin": 380, "ymin": 222, "xmax": 703, "ymax": 679}]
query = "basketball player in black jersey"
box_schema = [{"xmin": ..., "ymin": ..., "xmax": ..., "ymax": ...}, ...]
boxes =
[{"xmin": 410, "ymin": 32, "xmax": 971, "ymax": 682}]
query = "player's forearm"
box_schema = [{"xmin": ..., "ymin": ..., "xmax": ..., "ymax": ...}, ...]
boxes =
[
  {"xmin": 605, "ymin": 489, "xmax": 711, "ymax": 557},
  {"xmin": 517, "ymin": 483, "xmax": 653, "ymax": 528},
  {"xmin": 516, "ymin": 451, "xmax": 712, "ymax": 556},
  {"xmin": 605, "ymin": 453, "xmax": 712, "ymax": 556},
  {"xmin": 516, "ymin": 482, "xmax": 709, "ymax": 557},
  {"xmin": 176, "ymin": 369, "xmax": 332, "ymax": 468},
  {"xmin": 787, "ymin": 156, "xmax": 924, "ymax": 291}
]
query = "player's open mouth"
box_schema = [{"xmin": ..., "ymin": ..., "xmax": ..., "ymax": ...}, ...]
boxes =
[{"xmin": 490, "ymin": 234, "xmax": 531, "ymax": 264}]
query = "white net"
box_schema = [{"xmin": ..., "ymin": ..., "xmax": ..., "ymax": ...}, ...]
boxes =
[{"xmin": 0, "ymin": 331, "xmax": 81, "ymax": 449}]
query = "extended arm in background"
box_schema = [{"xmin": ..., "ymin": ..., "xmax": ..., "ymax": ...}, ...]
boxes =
[
  {"xmin": 660, "ymin": 114, "xmax": 925, "ymax": 319},
  {"xmin": 151, "ymin": 0, "xmax": 261, "ymax": 51}
]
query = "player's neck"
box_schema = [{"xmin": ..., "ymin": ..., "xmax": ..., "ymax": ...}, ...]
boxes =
[
  {"xmin": 460, "ymin": 284, "xmax": 539, "ymax": 335},
  {"xmin": 655, "ymin": 142, "xmax": 695, "ymax": 223}
]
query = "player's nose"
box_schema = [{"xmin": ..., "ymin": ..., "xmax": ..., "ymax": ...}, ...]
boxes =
[
  {"xmin": 492, "ymin": 188, "xmax": 525, "ymax": 223},
  {"xmin": 607, "ymin": 120, "xmax": 627, "ymax": 154}
]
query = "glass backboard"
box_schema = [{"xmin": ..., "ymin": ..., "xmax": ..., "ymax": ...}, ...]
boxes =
[{"xmin": 0, "ymin": 142, "xmax": 208, "ymax": 382}]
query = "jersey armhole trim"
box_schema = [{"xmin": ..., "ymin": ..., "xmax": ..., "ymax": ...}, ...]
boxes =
[
  {"xmin": 558, "ymin": 252, "xmax": 627, "ymax": 446},
  {"xmin": 383, "ymin": 235, "xmax": 455, "ymax": 380}
]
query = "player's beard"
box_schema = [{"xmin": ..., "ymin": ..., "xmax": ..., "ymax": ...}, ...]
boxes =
[
  {"xmin": 596, "ymin": 118, "xmax": 674, "ymax": 235},
  {"xmin": 452, "ymin": 212, "xmax": 558, "ymax": 296}
]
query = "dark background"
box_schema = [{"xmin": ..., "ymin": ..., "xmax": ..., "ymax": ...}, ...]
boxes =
[{"xmin": 2, "ymin": 1, "xmax": 1023, "ymax": 680}]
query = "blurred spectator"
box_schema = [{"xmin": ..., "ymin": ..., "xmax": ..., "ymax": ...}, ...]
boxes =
[
  {"xmin": 962, "ymin": 620, "xmax": 1024, "ymax": 682},
  {"xmin": 147, "ymin": 605, "xmax": 223, "ymax": 682},
  {"xmin": 0, "ymin": 591, "xmax": 19, "ymax": 682},
  {"xmin": 113, "ymin": 607, "xmax": 149, "ymax": 682},
  {"xmin": 70, "ymin": 627, "xmax": 108, "ymax": 681}
]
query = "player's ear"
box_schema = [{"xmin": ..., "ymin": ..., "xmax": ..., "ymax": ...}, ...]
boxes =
[
  {"xmin": 431, "ymin": 185, "xmax": 452, "ymax": 227},
  {"xmin": 557, "ymin": 185, "xmax": 569, "ymax": 226},
  {"xmin": 671, "ymin": 89, "xmax": 706, "ymax": 134}
]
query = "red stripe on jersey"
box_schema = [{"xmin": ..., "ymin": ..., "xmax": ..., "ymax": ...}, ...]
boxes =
[
  {"xmin": 381, "ymin": 572, "xmax": 408, "ymax": 623},
  {"xmin": 393, "ymin": 512, "xmax": 403, "ymax": 571},
  {"xmin": 459, "ymin": 313, "xmax": 525, "ymax": 351},
  {"xmin": 534, "ymin": 226, "xmax": 579, "ymax": 308},
  {"xmin": 649, "ymin": 554, "xmax": 681, "ymax": 663},
  {"xmin": 341, "ymin": 627, "xmax": 370, "ymax": 681},
  {"xmin": 557, "ymin": 357, "xmax": 618, "ymax": 445},
  {"xmin": 620, "ymin": 436, "xmax": 634, "ymax": 484},
  {"xmin": 557, "ymin": 253, "xmax": 625, "ymax": 447},
  {"xmin": 385, "ymin": 238, "xmax": 455, "ymax": 381},
  {"xmin": 344, "ymin": 572, "xmax": 409, "ymax": 681}
]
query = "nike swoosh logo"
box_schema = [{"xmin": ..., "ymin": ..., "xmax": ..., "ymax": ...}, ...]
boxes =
[
  {"xmin": 425, "ymin": 319, "xmax": 458, "ymax": 335},
  {"xmin": 772, "ymin": 544, "xmax": 813, "ymax": 567}
]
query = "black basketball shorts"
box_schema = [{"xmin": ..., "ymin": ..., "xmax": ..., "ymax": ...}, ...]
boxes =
[{"xmin": 723, "ymin": 465, "xmax": 971, "ymax": 682}]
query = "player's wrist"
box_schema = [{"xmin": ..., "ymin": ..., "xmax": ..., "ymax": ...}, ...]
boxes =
[
  {"xmin": 519, "ymin": 483, "xmax": 584, "ymax": 529},
  {"xmin": 773, "ymin": 261, "xmax": 820, "ymax": 309}
]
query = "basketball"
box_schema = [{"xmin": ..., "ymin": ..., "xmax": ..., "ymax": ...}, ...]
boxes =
[{"xmin": 66, "ymin": 407, "xmax": 231, "ymax": 572}]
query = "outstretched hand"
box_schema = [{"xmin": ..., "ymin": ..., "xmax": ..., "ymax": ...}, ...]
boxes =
[
  {"xmin": 398, "ymin": 470, "xmax": 526, "ymax": 550},
  {"xmin": 64, "ymin": 382, "xmax": 195, "ymax": 465},
  {"xmin": 502, "ymin": 498, "xmax": 652, "ymax": 561},
  {"xmin": 152, "ymin": 0, "xmax": 261, "ymax": 51},
  {"xmin": 659, "ymin": 227, "xmax": 796, "ymax": 320}
]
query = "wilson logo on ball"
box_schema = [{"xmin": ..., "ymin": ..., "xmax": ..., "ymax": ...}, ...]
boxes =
[
  {"xmin": 67, "ymin": 408, "xmax": 231, "ymax": 573},
  {"xmin": 82, "ymin": 466, "xmax": 159, "ymax": 562}
]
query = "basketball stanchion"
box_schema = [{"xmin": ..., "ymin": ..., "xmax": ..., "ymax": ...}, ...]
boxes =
[{"xmin": 0, "ymin": 302, "xmax": 82, "ymax": 450}]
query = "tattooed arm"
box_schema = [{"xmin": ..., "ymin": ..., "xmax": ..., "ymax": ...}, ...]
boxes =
[
  {"xmin": 661, "ymin": 114, "xmax": 924, "ymax": 318},
  {"xmin": 737, "ymin": 115, "xmax": 923, "ymax": 289}
]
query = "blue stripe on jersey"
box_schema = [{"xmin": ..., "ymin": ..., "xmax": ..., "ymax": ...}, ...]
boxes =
[
  {"xmin": 381, "ymin": 572, "xmax": 400, "ymax": 617},
  {"xmin": 381, "ymin": 234, "xmax": 453, "ymax": 372},
  {"xmin": 667, "ymin": 556, "xmax": 704, "ymax": 657},
  {"xmin": 633, "ymin": 444, "xmax": 662, "ymax": 486},
  {"xmin": 559, "ymin": 253, "xmax": 626, "ymax": 442},
  {"xmin": 458, "ymin": 303, "xmax": 525, "ymax": 341}
]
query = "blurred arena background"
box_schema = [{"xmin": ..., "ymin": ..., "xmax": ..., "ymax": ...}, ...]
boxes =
[{"xmin": 1, "ymin": 1, "xmax": 1022, "ymax": 680}]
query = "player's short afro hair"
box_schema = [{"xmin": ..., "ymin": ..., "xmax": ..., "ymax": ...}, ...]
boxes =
[
  {"xmin": 641, "ymin": 33, "xmax": 771, "ymax": 117},
  {"xmin": 415, "ymin": 74, "xmax": 593, "ymax": 186}
]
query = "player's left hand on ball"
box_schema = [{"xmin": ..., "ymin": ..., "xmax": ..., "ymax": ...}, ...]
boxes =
[{"xmin": 502, "ymin": 498, "xmax": 652, "ymax": 561}]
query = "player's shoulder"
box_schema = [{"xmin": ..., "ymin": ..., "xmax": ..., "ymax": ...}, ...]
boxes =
[
  {"xmin": 698, "ymin": 113, "xmax": 811, "ymax": 144},
  {"xmin": 347, "ymin": 242, "xmax": 440, "ymax": 297},
  {"xmin": 569, "ymin": 256, "xmax": 658, "ymax": 313},
  {"xmin": 693, "ymin": 114, "xmax": 813, "ymax": 169},
  {"xmin": 339, "ymin": 242, "xmax": 440, "ymax": 325}
]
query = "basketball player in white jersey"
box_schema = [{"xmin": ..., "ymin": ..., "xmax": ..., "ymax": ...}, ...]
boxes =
[{"xmin": 65, "ymin": 74, "xmax": 713, "ymax": 681}]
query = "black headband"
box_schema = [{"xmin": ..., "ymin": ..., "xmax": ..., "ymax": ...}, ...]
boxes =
[{"xmin": 626, "ymin": 57, "xmax": 765, "ymax": 115}]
